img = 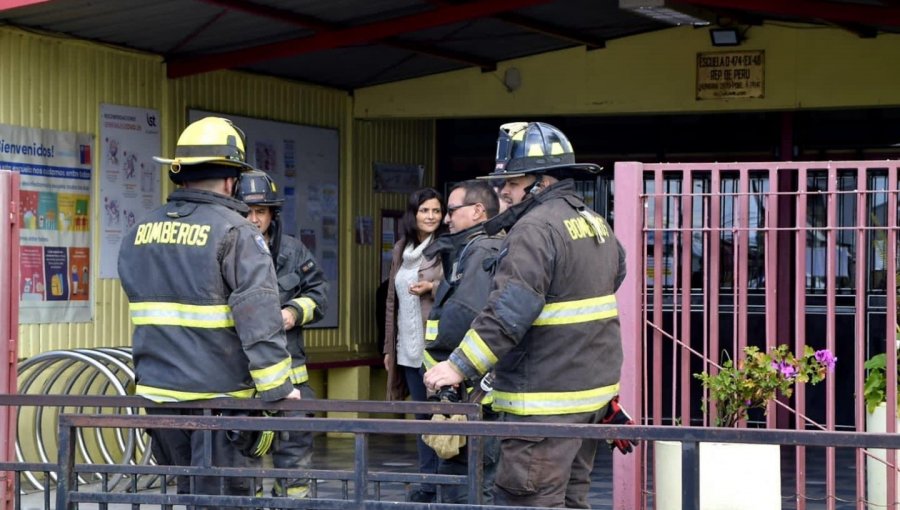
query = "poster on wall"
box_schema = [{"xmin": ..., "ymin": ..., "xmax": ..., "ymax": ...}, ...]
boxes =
[
  {"xmin": 0, "ymin": 123, "xmax": 93, "ymax": 324},
  {"xmin": 98, "ymin": 104, "xmax": 162, "ymax": 278},
  {"xmin": 189, "ymin": 109, "xmax": 340, "ymax": 328}
]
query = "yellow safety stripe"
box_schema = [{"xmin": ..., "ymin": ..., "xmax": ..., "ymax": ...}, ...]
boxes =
[
  {"xmin": 250, "ymin": 357, "xmax": 292, "ymax": 392},
  {"xmin": 458, "ymin": 329, "xmax": 498, "ymax": 374},
  {"xmin": 129, "ymin": 302, "xmax": 234, "ymax": 328},
  {"xmin": 291, "ymin": 297, "xmax": 317, "ymax": 325},
  {"xmin": 491, "ymin": 382, "xmax": 620, "ymax": 416},
  {"xmin": 425, "ymin": 320, "xmax": 439, "ymax": 342},
  {"xmin": 135, "ymin": 384, "xmax": 255, "ymax": 403},
  {"xmin": 532, "ymin": 295, "xmax": 617, "ymax": 326},
  {"xmin": 290, "ymin": 364, "xmax": 309, "ymax": 385},
  {"xmin": 423, "ymin": 350, "xmax": 439, "ymax": 370}
]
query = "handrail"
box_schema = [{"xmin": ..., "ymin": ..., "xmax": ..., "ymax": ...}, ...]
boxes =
[
  {"xmin": 0, "ymin": 393, "xmax": 481, "ymax": 415},
  {"xmin": 3, "ymin": 393, "xmax": 900, "ymax": 509}
]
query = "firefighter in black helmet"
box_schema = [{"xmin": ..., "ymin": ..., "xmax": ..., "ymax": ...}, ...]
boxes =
[
  {"xmin": 118, "ymin": 117, "xmax": 301, "ymax": 500},
  {"xmin": 426, "ymin": 121, "xmax": 633, "ymax": 508},
  {"xmin": 235, "ymin": 169, "xmax": 329, "ymax": 500},
  {"xmin": 481, "ymin": 121, "xmax": 601, "ymax": 208}
]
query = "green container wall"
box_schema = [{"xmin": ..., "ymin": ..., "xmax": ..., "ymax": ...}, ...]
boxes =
[
  {"xmin": 348, "ymin": 119, "xmax": 435, "ymax": 360},
  {"xmin": 0, "ymin": 26, "xmax": 435, "ymax": 360},
  {"xmin": 0, "ymin": 27, "xmax": 162, "ymax": 357}
]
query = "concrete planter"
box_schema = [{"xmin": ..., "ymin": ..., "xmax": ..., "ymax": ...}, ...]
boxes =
[
  {"xmin": 866, "ymin": 402, "xmax": 900, "ymax": 509},
  {"xmin": 654, "ymin": 440, "xmax": 781, "ymax": 510}
]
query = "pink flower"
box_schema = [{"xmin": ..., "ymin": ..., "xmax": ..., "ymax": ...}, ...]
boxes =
[
  {"xmin": 775, "ymin": 361, "xmax": 797, "ymax": 379},
  {"xmin": 815, "ymin": 349, "xmax": 837, "ymax": 372}
]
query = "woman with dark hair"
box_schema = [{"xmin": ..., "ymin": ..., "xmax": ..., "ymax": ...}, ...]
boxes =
[{"xmin": 384, "ymin": 187, "xmax": 446, "ymax": 502}]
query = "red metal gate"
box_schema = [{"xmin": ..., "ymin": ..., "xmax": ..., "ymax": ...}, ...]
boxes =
[
  {"xmin": 0, "ymin": 170, "xmax": 20, "ymax": 510},
  {"xmin": 614, "ymin": 161, "xmax": 900, "ymax": 510}
]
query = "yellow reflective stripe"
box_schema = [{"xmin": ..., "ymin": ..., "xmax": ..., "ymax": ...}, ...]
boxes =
[
  {"xmin": 491, "ymin": 382, "xmax": 620, "ymax": 415},
  {"xmin": 250, "ymin": 357, "xmax": 292, "ymax": 392},
  {"xmin": 425, "ymin": 320, "xmax": 439, "ymax": 342},
  {"xmin": 291, "ymin": 297, "xmax": 316, "ymax": 325},
  {"xmin": 135, "ymin": 384, "xmax": 255, "ymax": 403},
  {"xmin": 290, "ymin": 364, "xmax": 309, "ymax": 385},
  {"xmin": 532, "ymin": 295, "xmax": 617, "ymax": 326},
  {"xmin": 458, "ymin": 329, "xmax": 498, "ymax": 374},
  {"xmin": 423, "ymin": 350, "xmax": 439, "ymax": 370},
  {"xmin": 129, "ymin": 302, "xmax": 234, "ymax": 328}
]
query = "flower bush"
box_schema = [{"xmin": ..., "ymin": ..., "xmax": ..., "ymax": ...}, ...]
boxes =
[
  {"xmin": 695, "ymin": 344, "xmax": 837, "ymax": 428},
  {"xmin": 863, "ymin": 324, "xmax": 900, "ymax": 415},
  {"xmin": 863, "ymin": 351, "xmax": 899, "ymax": 414}
]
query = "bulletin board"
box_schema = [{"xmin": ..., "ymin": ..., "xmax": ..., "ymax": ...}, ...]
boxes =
[{"xmin": 189, "ymin": 109, "xmax": 340, "ymax": 328}]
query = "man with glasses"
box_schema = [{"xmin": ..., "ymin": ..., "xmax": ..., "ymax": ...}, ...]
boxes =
[
  {"xmin": 420, "ymin": 179, "xmax": 503, "ymax": 504},
  {"xmin": 424, "ymin": 180, "xmax": 503, "ymax": 370}
]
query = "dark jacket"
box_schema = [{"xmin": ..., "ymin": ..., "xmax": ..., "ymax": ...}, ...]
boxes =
[
  {"xmin": 274, "ymin": 232, "xmax": 328, "ymax": 385},
  {"xmin": 448, "ymin": 179, "xmax": 626, "ymax": 416},
  {"xmin": 118, "ymin": 188, "xmax": 294, "ymax": 402},
  {"xmin": 423, "ymin": 225, "xmax": 503, "ymax": 369}
]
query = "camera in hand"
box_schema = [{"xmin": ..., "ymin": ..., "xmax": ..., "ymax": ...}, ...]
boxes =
[{"xmin": 431, "ymin": 385, "xmax": 462, "ymax": 403}]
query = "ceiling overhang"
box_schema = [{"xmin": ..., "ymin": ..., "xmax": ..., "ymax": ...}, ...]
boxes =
[{"xmin": 167, "ymin": 0, "xmax": 558, "ymax": 78}]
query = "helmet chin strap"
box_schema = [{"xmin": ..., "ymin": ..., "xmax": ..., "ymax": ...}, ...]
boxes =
[
  {"xmin": 527, "ymin": 174, "xmax": 545, "ymax": 196},
  {"xmin": 230, "ymin": 174, "xmax": 243, "ymax": 199},
  {"xmin": 268, "ymin": 213, "xmax": 283, "ymax": 261}
]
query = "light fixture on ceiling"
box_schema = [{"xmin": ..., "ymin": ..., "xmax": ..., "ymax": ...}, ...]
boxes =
[
  {"xmin": 504, "ymin": 67, "xmax": 522, "ymax": 93},
  {"xmin": 619, "ymin": 0, "xmax": 710, "ymax": 26},
  {"xmin": 710, "ymin": 27, "xmax": 742, "ymax": 47}
]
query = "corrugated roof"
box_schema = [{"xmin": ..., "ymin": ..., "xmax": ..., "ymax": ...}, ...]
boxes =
[{"xmin": 1, "ymin": 0, "xmax": 899, "ymax": 91}]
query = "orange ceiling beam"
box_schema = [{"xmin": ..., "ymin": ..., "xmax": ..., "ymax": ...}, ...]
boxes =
[
  {"xmin": 167, "ymin": 0, "xmax": 556, "ymax": 78},
  {"xmin": 0, "ymin": 0, "xmax": 51, "ymax": 11}
]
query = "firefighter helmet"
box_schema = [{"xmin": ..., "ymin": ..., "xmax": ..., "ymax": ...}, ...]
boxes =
[
  {"xmin": 153, "ymin": 117, "xmax": 253, "ymax": 183},
  {"xmin": 482, "ymin": 122, "xmax": 601, "ymax": 179},
  {"xmin": 235, "ymin": 170, "xmax": 284, "ymax": 208}
]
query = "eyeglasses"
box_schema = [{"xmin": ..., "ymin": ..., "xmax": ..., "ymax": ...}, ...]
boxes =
[{"xmin": 446, "ymin": 203, "xmax": 477, "ymax": 216}]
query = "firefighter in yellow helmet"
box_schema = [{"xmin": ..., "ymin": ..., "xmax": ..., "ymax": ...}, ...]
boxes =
[
  {"xmin": 425, "ymin": 121, "xmax": 633, "ymax": 508},
  {"xmin": 118, "ymin": 117, "xmax": 301, "ymax": 501}
]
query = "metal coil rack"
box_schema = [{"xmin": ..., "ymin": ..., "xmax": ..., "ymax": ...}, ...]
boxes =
[{"xmin": 16, "ymin": 348, "xmax": 153, "ymax": 492}]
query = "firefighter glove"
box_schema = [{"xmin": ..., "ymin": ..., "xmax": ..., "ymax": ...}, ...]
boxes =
[
  {"xmin": 600, "ymin": 395, "xmax": 639, "ymax": 455},
  {"xmin": 226, "ymin": 428, "xmax": 275, "ymax": 458},
  {"xmin": 224, "ymin": 410, "xmax": 279, "ymax": 458},
  {"xmin": 422, "ymin": 414, "xmax": 467, "ymax": 459}
]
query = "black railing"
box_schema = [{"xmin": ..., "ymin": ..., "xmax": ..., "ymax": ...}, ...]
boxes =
[{"xmin": 3, "ymin": 394, "xmax": 900, "ymax": 509}]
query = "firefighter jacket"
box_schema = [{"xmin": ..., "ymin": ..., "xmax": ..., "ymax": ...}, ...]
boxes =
[
  {"xmin": 273, "ymin": 231, "xmax": 329, "ymax": 385},
  {"xmin": 447, "ymin": 179, "xmax": 626, "ymax": 416},
  {"xmin": 422, "ymin": 224, "xmax": 503, "ymax": 370},
  {"xmin": 118, "ymin": 188, "xmax": 294, "ymax": 403}
]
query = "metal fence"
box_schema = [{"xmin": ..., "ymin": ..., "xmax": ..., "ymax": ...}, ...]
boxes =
[
  {"xmin": 4, "ymin": 394, "xmax": 900, "ymax": 510},
  {"xmin": 614, "ymin": 161, "xmax": 900, "ymax": 510}
]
